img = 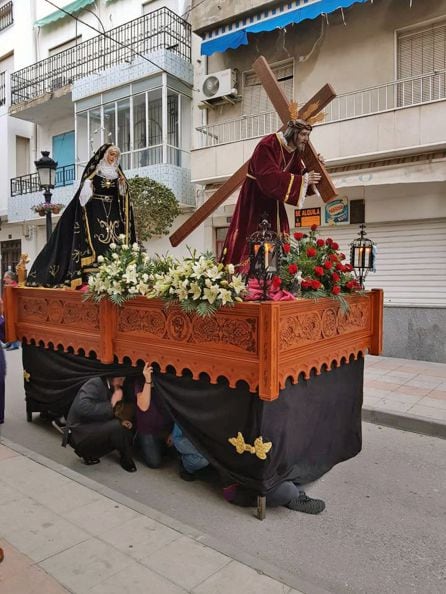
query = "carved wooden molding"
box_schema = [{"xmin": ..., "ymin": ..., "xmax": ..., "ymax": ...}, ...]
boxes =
[{"xmin": 4, "ymin": 287, "xmax": 383, "ymax": 401}]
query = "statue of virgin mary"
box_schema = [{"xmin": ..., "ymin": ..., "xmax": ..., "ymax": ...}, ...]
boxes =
[{"xmin": 27, "ymin": 144, "xmax": 136, "ymax": 289}]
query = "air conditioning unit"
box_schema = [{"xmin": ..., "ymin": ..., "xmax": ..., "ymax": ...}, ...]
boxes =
[{"xmin": 199, "ymin": 69, "xmax": 238, "ymax": 103}]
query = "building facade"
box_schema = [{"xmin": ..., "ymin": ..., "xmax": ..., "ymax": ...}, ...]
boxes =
[
  {"xmin": 1, "ymin": 0, "xmax": 203, "ymax": 274},
  {"xmin": 190, "ymin": 0, "xmax": 446, "ymax": 362}
]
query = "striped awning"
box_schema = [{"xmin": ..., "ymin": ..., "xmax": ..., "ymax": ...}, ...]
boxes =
[
  {"xmin": 35, "ymin": 0, "xmax": 95, "ymax": 27},
  {"xmin": 200, "ymin": 0, "xmax": 370, "ymax": 56}
]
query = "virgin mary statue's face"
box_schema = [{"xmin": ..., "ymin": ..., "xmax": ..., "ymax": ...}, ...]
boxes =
[{"xmin": 105, "ymin": 147, "xmax": 120, "ymax": 166}]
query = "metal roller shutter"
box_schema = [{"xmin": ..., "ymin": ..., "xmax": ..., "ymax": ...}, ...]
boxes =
[{"xmin": 311, "ymin": 219, "xmax": 446, "ymax": 307}]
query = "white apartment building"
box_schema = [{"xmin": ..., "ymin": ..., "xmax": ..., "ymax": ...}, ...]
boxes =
[
  {"xmin": 0, "ymin": 0, "xmax": 203, "ymax": 274},
  {"xmin": 190, "ymin": 0, "xmax": 446, "ymax": 362}
]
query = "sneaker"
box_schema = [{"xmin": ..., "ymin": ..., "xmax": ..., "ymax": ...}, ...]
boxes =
[
  {"xmin": 178, "ymin": 459, "xmax": 196, "ymax": 482},
  {"xmin": 51, "ymin": 418, "xmax": 66, "ymax": 434},
  {"xmin": 5, "ymin": 344, "xmax": 19, "ymax": 351},
  {"xmin": 120, "ymin": 456, "xmax": 137, "ymax": 472},
  {"xmin": 286, "ymin": 491, "xmax": 326, "ymax": 514}
]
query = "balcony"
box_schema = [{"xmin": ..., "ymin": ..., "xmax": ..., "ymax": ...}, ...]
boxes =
[
  {"xmin": 0, "ymin": 1, "xmax": 13, "ymax": 32},
  {"xmin": 196, "ymin": 70, "xmax": 446, "ymax": 148},
  {"xmin": 193, "ymin": 70, "xmax": 446, "ymax": 184},
  {"xmin": 10, "ymin": 7, "xmax": 191, "ymax": 109},
  {"xmin": 10, "ymin": 164, "xmax": 76, "ymax": 197}
]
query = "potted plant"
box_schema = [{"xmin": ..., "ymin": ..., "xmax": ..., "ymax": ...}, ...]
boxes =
[{"xmin": 31, "ymin": 202, "xmax": 65, "ymax": 216}]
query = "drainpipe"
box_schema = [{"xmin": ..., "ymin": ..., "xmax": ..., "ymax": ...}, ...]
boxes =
[{"xmin": 31, "ymin": 0, "xmax": 38, "ymax": 166}]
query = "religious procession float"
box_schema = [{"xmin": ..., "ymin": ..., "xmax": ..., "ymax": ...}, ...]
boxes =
[
  {"xmin": 4, "ymin": 225, "xmax": 382, "ymax": 512},
  {"xmin": 3, "ymin": 57, "xmax": 383, "ymax": 517}
]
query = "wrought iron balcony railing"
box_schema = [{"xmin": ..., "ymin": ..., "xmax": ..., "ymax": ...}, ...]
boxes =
[
  {"xmin": 10, "ymin": 164, "xmax": 76, "ymax": 196},
  {"xmin": 196, "ymin": 70, "xmax": 446, "ymax": 148},
  {"xmin": 0, "ymin": 1, "xmax": 13, "ymax": 32},
  {"xmin": 10, "ymin": 7, "xmax": 191, "ymax": 106},
  {"xmin": 0, "ymin": 71, "xmax": 6, "ymax": 107}
]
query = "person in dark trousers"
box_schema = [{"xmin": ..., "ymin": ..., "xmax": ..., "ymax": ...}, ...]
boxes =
[{"xmin": 62, "ymin": 374, "xmax": 136, "ymax": 472}]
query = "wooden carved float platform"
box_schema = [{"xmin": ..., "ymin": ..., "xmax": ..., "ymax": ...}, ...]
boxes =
[{"xmin": 4, "ymin": 287, "xmax": 383, "ymax": 401}]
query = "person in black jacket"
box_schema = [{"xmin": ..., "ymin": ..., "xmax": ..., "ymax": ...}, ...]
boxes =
[{"xmin": 62, "ymin": 375, "xmax": 136, "ymax": 472}]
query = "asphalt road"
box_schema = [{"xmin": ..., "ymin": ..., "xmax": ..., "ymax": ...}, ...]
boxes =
[{"xmin": 2, "ymin": 349, "xmax": 445, "ymax": 594}]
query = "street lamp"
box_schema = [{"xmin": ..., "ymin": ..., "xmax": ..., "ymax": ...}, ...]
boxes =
[
  {"xmin": 350, "ymin": 223, "xmax": 376, "ymax": 289},
  {"xmin": 34, "ymin": 151, "xmax": 58, "ymax": 242}
]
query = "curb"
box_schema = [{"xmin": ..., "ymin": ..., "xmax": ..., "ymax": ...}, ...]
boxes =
[
  {"xmin": 362, "ymin": 407, "xmax": 446, "ymax": 440},
  {"xmin": 0, "ymin": 436, "xmax": 330, "ymax": 594}
]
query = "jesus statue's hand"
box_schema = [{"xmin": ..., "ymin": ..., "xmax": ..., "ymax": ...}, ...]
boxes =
[{"xmin": 308, "ymin": 171, "xmax": 322, "ymax": 184}]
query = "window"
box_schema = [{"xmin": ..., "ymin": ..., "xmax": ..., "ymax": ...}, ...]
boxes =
[
  {"xmin": 48, "ymin": 36, "xmax": 82, "ymax": 57},
  {"xmin": 397, "ymin": 21, "xmax": 446, "ymax": 105},
  {"xmin": 103, "ymin": 102, "xmax": 116, "ymax": 144},
  {"xmin": 0, "ymin": 71, "xmax": 5, "ymax": 106},
  {"xmin": 89, "ymin": 107, "xmax": 102, "ymax": 155},
  {"xmin": 241, "ymin": 60, "xmax": 294, "ymax": 116},
  {"xmin": 117, "ymin": 98, "xmax": 131, "ymax": 168},
  {"xmin": 0, "ymin": 1, "xmax": 13, "ymax": 32},
  {"xmin": 15, "ymin": 136, "xmax": 30, "ymax": 177},
  {"xmin": 75, "ymin": 85, "xmax": 191, "ymax": 170}
]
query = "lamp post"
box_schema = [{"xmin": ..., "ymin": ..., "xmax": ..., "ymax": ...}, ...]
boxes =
[
  {"xmin": 248, "ymin": 217, "xmax": 281, "ymax": 300},
  {"xmin": 34, "ymin": 151, "xmax": 58, "ymax": 243},
  {"xmin": 349, "ymin": 223, "xmax": 376, "ymax": 289}
]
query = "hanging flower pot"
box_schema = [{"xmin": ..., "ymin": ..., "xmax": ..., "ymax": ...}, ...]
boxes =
[{"xmin": 31, "ymin": 203, "xmax": 65, "ymax": 217}]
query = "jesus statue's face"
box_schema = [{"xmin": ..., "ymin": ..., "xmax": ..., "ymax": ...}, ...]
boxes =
[{"xmin": 293, "ymin": 128, "xmax": 311, "ymax": 153}]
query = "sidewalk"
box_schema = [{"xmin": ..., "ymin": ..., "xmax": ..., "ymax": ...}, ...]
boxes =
[
  {"xmin": 363, "ymin": 355, "xmax": 446, "ymax": 438},
  {"xmin": 0, "ymin": 443, "xmax": 307, "ymax": 594}
]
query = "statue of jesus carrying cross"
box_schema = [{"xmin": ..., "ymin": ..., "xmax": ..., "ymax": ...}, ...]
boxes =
[
  {"xmin": 169, "ymin": 56, "xmax": 338, "ymax": 265},
  {"xmin": 220, "ymin": 104, "xmax": 324, "ymax": 266}
]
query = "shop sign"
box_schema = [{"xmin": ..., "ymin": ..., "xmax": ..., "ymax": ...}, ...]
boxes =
[{"xmin": 294, "ymin": 207, "xmax": 321, "ymax": 228}]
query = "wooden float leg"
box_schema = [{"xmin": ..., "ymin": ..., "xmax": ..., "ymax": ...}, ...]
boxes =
[{"xmin": 257, "ymin": 495, "xmax": 266, "ymax": 520}]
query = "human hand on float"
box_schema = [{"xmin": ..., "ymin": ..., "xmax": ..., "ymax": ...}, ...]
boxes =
[
  {"xmin": 121, "ymin": 420, "xmax": 133, "ymax": 430},
  {"xmin": 143, "ymin": 363, "xmax": 153, "ymax": 385},
  {"xmin": 111, "ymin": 388, "xmax": 124, "ymax": 407}
]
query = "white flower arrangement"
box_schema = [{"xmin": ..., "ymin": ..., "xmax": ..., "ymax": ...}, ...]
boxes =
[
  {"xmin": 85, "ymin": 239, "xmax": 246, "ymax": 316},
  {"xmin": 84, "ymin": 235, "xmax": 171, "ymax": 305},
  {"xmin": 149, "ymin": 250, "xmax": 247, "ymax": 317}
]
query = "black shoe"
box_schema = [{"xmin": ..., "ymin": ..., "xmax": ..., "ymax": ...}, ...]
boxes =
[
  {"xmin": 286, "ymin": 491, "xmax": 326, "ymax": 514},
  {"xmin": 83, "ymin": 457, "xmax": 100, "ymax": 466},
  {"xmin": 120, "ymin": 456, "xmax": 137, "ymax": 472}
]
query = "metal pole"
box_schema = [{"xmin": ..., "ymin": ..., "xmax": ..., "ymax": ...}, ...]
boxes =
[{"xmin": 44, "ymin": 188, "xmax": 52, "ymax": 242}]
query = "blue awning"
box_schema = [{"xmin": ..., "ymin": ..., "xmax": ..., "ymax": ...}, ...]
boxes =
[
  {"xmin": 35, "ymin": 0, "xmax": 95, "ymax": 27},
  {"xmin": 201, "ymin": 0, "xmax": 370, "ymax": 56}
]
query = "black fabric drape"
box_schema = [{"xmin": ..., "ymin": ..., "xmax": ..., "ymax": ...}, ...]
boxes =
[
  {"xmin": 22, "ymin": 344, "xmax": 363, "ymax": 493},
  {"xmin": 22, "ymin": 344, "xmax": 140, "ymax": 418}
]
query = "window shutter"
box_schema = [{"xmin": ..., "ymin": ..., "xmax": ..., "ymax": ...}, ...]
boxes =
[
  {"xmin": 241, "ymin": 60, "xmax": 294, "ymax": 116},
  {"xmin": 311, "ymin": 220, "xmax": 446, "ymax": 307},
  {"xmin": 397, "ymin": 22, "xmax": 446, "ymax": 105}
]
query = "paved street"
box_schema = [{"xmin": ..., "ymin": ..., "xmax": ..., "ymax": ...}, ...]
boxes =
[{"xmin": 1, "ymin": 349, "xmax": 446, "ymax": 594}]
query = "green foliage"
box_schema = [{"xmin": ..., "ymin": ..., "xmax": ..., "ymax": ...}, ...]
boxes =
[{"xmin": 128, "ymin": 176, "xmax": 181, "ymax": 241}]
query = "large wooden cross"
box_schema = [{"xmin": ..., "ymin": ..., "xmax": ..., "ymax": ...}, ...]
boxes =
[{"xmin": 170, "ymin": 56, "xmax": 338, "ymax": 247}]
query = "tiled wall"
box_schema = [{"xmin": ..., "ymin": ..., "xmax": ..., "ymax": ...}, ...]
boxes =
[{"xmin": 72, "ymin": 50, "xmax": 193, "ymax": 101}]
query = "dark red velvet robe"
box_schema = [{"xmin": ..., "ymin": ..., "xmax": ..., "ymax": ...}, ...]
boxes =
[{"xmin": 221, "ymin": 133, "xmax": 309, "ymax": 266}]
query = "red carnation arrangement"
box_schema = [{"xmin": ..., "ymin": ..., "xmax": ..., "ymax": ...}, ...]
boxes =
[{"xmin": 279, "ymin": 225, "xmax": 361, "ymax": 307}]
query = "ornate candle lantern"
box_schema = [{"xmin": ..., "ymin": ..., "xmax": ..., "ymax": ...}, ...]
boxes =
[
  {"xmin": 248, "ymin": 217, "xmax": 281, "ymax": 300},
  {"xmin": 349, "ymin": 223, "xmax": 376, "ymax": 288}
]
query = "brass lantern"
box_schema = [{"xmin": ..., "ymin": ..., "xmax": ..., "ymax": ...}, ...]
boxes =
[
  {"xmin": 349, "ymin": 223, "xmax": 376, "ymax": 289},
  {"xmin": 248, "ymin": 217, "xmax": 281, "ymax": 300}
]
